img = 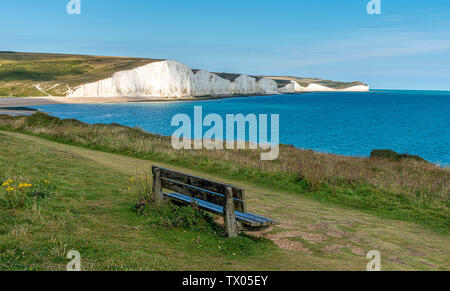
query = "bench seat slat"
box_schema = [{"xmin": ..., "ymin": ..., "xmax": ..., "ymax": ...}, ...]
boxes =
[
  {"xmin": 161, "ymin": 177, "xmax": 246, "ymax": 213},
  {"xmin": 153, "ymin": 166, "xmax": 245, "ymax": 200},
  {"xmin": 164, "ymin": 192, "xmax": 279, "ymax": 227}
]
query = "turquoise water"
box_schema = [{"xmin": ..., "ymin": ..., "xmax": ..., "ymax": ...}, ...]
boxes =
[{"xmin": 31, "ymin": 90, "xmax": 450, "ymax": 165}]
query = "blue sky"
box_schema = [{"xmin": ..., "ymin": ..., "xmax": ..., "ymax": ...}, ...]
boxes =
[{"xmin": 1, "ymin": 0, "xmax": 450, "ymax": 90}]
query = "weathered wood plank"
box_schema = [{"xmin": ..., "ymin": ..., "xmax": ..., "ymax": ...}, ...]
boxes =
[
  {"xmin": 152, "ymin": 165, "xmax": 279, "ymax": 230},
  {"xmin": 160, "ymin": 177, "xmax": 246, "ymax": 213},
  {"xmin": 152, "ymin": 168, "xmax": 163, "ymax": 204},
  {"xmin": 224, "ymin": 187, "xmax": 238, "ymax": 238},
  {"xmin": 153, "ymin": 166, "xmax": 245, "ymax": 202}
]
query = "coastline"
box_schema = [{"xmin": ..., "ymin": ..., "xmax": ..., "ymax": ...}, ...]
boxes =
[
  {"xmin": 0, "ymin": 94, "xmax": 284, "ymax": 114},
  {"xmin": 0, "ymin": 90, "xmax": 375, "ymax": 109},
  {"xmin": 0, "ymin": 93, "xmax": 286, "ymax": 108}
]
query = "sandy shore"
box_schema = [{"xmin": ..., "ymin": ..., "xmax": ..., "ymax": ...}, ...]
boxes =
[
  {"xmin": 0, "ymin": 96, "xmax": 193, "ymax": 107},
  {"xmin": 0, "ymin": 93, "xmax": 285, "ymax": 110}
]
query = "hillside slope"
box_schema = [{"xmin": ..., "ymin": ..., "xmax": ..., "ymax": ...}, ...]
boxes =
[
  {"xmin": 0, "ymin": 52, "xmax": 369, "ymax": 97},
  {"xmin": 0, "ymin": 129, "xmax": 448, "ymax": 270},
  {"xmin": 0, "ymin": 52, "xmax": 161, "ymax": 97}
]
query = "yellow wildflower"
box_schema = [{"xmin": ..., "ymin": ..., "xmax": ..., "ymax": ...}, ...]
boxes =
[
  {"xmin": 18, "ymin": 183, "xmax": 32, "ymax": 189},
  {"xmin": 2, "ymin": 182, "xmax": 9, "ymax": 187},
  {"xmin": 44, "ymin": 180, "xmax": 49, "ymax": 184},
  {"xmin": 6, "ymin": 186, "xmax": 15, "ymax": 192},
  {"xmin": 6, "ymin": 179, "xmax": 14, "ymax": 183}
]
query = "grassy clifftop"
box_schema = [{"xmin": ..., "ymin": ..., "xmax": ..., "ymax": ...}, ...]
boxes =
[
  {"xmin": 0, "ymin": 52, "xmax": 368, "ymax": 97},
  {"xmin": 0, "ymin": 112, "xmax": 448, "ymax": 232},
  {"xmin": 269, "ymin": 76, "xmax": 367, "ymax": 89},
  {"xmin": 0, "ymin": 114, "xmax": 448, "ymax": 270},
  {"xmin": 0, "ymin": 52, "xmax": 162, "ymax": 97}
]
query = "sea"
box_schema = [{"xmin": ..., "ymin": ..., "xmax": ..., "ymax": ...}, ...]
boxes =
[{"xmin": 30, "ymin": 90, "xmax": 450, "ymax": 166}]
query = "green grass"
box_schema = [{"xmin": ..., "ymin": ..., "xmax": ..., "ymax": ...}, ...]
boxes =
[
  {"xmin": 0, "ymin": 112, "xmax": 448, "ymax": 233},
  {"xmin": 0, "ymin": 133, "xmax": 280, "ymax": 270},
  {"xmin": 0, "ymin": 129, "xmax": 448, "ymax": 270},
  {"xmin": 0, "ymin": 52, "xmax": 161, "ymax": 97}
]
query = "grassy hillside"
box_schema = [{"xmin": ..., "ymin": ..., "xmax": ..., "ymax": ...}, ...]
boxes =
[
  {"xmin": 0, "ymin": 113, "xmax": 448, "ymax": 233},
  {"xmin": 0, "ymin": 128, "xmax": 448, "ymax": 270},
  {"xmin": 0, "ymin": 52, "xmax": 162, "ymax": 97},
  {"xmin": 0, "ymin": 52, "xmax": 367, "ymax": 97}
]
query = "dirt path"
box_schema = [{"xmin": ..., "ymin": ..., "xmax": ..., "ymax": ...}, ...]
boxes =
[
  {"xmin": 33, "ymin": 84, "xmax": 51, "ymax": 96},
  {"xmin": 1, "ymin": 130, "xmax": 448, "ymax": 270}
]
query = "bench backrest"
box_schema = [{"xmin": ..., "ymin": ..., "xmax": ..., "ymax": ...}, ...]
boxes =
[{"xmin": 152, "ymin": 166, "xmax": 247, "ymax": 213}]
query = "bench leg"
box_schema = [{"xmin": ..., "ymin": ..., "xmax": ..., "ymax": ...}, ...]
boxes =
[
  {"xmin": 224, "ymin": 187, "xmax": 238, "ymax": 238},
  {"xmin": 152, "ymin": 168, "xmax": 163, "ymax": 204}
]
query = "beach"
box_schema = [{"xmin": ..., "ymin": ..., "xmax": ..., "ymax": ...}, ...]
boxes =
[
  {"xmin": 0, "ymin": 93, "xmax": 293, "ymax": 115},
  {"xmin": 0, "ymin": 96, "xmax": 187, "ymax": 107}
]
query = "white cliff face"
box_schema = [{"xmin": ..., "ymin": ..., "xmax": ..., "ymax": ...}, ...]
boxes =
[
  {"xmin": 278, "ymin": 81, "xmax": 297, "ymax": 93},
  {"xmin": 70, "ymin": 60, "xmax": 285, "ymax": 98},
  {"xmin": 231, "ymin": 75, "xmax": 257, "ymax": 95},
  {"xmin": 69, "ymin": 60, "xmax": 369, "ymax": 98},
  {"xmin": 70, "ymin": 60, "xmax": 194, "ymax": 98},
  {"xmin": 341, "ymin": 85, "xmax": 370, "ymax": 92},
  {"xmin": 256, "ymin": 78, "xmax": 279, "ymax": 94},
  {"xmin": 293, "ymin": 82, "xmax": 306, "ymax": 92},
  {"xmin": 278, "ymin": 81, "xmax": 370, "ymax": 93},
  {"xmin": 192, "ymin": 70, "xmax": 232, "ymax": 96},
  {"xmin": 302, "ymin": 83, "xmax": 338, "ymax": 92},
  {"xmin": 300, "ymin": 83, "xmax": 370, "ymax": 92}
]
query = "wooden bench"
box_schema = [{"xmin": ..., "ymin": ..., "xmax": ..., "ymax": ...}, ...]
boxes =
[{"xmin": 152, "ymin": 166, "xmax": 279, "ymax": 237}]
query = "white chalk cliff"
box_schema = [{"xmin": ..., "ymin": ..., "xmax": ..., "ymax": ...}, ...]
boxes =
[
  {"xmin": 70, "ymin": 60, "xmax": 279, "ymax": 98},
  {"xmin": 278, "ymin": 81, "xmax": 369, "ymax": 93},
  {"xmin": 192, "ymin": 70, "xmax": 232, "ymax": 96},
  {"xmin": 69, "ymin": 60, "xmax": 369, "ymax": 98},
  {"xmin": 341, "ymin": 85, "xmax": 370, "ymax": 92}
]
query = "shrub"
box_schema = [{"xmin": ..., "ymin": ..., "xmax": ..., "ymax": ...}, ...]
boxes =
[
  {"xmin": 370, "ymin": 149, "xmax": 426, "ymax": 162},
  {"xmin": 24, "ymin": 112, "xmax": 60, "ymax": 127}
]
